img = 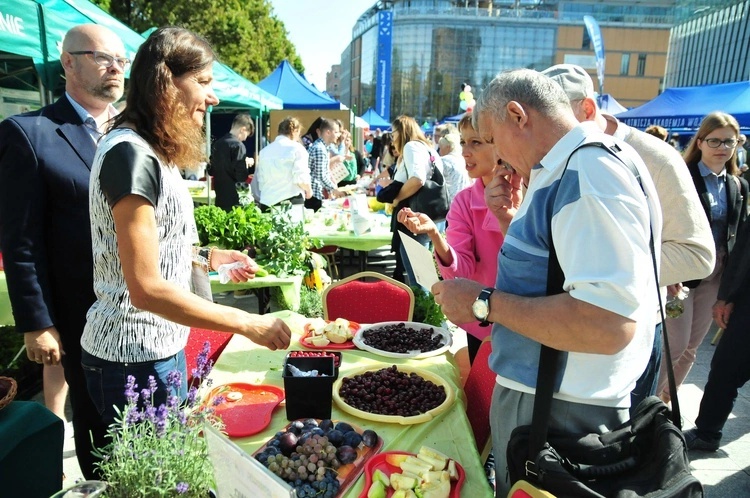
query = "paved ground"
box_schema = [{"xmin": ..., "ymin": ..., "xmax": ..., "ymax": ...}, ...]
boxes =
[{"xmin": 44, "ymin": 248, "xmax": 750, "ymax": 495}]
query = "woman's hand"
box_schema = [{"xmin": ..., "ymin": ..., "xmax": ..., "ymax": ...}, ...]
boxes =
[
  {"xmin": 242, "ymin": 314, "xmax": 292, "ymax": 350},
  {"xmin": 211, "ymin": 249, "xmax": 260, "ymax": 282},
  {"xmin": 667, "ymin": 283, "xmax": 683, "ymax": 297},
  {"xmin": 712, "ymin": 300, "xmax": 734, "ymax": 330},
  {"xmin": 398, "ymin": 207, "xmax": 438, "ymax": 236}
]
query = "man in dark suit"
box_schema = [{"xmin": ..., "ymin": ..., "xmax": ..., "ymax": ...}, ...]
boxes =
[
  {"xmin": 0, "ymin": 24, "xmax": 126, "ymax": 479},
  {"xmin": 209, "ymin": 113, "xmax": 254, "ymax": 211}
]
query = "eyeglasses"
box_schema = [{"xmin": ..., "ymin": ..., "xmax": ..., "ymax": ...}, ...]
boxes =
[
  {"xmin": 68, "ymin": 50, "xmax": 131, "ymax": 70},
  {"xmin": 703, "ymin": 137, "xmax": 738, "ymax": 149}
]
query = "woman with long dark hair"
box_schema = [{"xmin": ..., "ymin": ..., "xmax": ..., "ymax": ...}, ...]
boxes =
[
  {"xmin": 657, "ymin": 111, "xmax": 748, "ymax": 403},
  {"xmin": 81, "ymin": 27, "xmax": 291, "ymax": 426}
]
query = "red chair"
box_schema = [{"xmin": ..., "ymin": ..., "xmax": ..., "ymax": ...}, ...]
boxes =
[
  {"xmin": 464, "ymin": 339, "xmax": 494, "ymax": 459},
  {"xmin": 322, "ymin": 271, "xmax": 414, "ymax": 323},
  {"xmin": 184, "ymin": 328, "xmax": 233, "ymax": 386}
]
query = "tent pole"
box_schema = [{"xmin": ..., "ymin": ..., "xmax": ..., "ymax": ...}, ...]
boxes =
[{"xmin": 205, "ymin": 106, "xmax": 212, "ymax": 205}]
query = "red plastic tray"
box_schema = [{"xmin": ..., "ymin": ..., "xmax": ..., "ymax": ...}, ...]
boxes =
[
  {"xmin": 359, "ymin": 450, "xmax": 465, "ymax": 498},
  {"xmin": 299, "ymin": 320, "xmax": 361, "ymax": 350},
  {"xmin": 208, "ymin": 383, "xmax": 284, "ymax": 438}
]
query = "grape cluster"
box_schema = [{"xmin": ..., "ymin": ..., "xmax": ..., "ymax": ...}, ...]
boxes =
[
  {"xmin": 255, "ymin": 419, "xmax": 379, "ymax": 497},
  {"xmin": 362, "ymin": 323, "xmax": 443, "ymax": 354},
  {"xmin": 339, "ymin": 365, "xmax": 447, "ymax": 416}
]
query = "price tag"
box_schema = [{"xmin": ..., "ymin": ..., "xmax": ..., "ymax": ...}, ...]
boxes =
[{"xmin": 204, "ymin": 424, "xmax": 293, "ymax": 498}]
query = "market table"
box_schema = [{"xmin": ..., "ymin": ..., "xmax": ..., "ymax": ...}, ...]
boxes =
[
  {"xmin": 0, "ymin": 271, "xmax": 14, "ymax": 326},
  {"xmin": 209, "ymin": 273, "xmax": 302, "ymax": 313},
  {"xmin": 207, "ymin": 310, "xmax": 494, "ymax": 497},
  {"xmin": 305, "ymin": 212, "xmax": 393, "ymax": 273},
  {"xmin": 190, "ymin": 187, "xmax": 216, "ymax": 205}
]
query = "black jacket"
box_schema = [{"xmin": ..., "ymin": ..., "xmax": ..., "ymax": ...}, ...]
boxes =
[
  {"xmin": 0, "ymin": 96, "xmax": 97, "ymax": 348},
  {"xmin": 209, "ymin": 132, "xmax": 248, "ymax": 211},
  {"xmin": 684, "ymin": 161, "xmax": 748, "ymax": 288}
]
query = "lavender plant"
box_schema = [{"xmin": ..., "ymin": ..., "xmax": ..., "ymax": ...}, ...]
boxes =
[{"xmin": 94, "ymin": 342, "xmax": 224, "ymax": 497}]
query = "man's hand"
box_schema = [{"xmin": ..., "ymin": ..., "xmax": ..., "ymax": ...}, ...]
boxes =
[
  {"xmin": 432, "ymin": 278, "xmax": 485, "ymax": 325},
  {"xmin": 485, "ymin": 167, "xmax": 523, "ymax": 234},
  {"xmin": 24, "ymin": 328, "xmax": 64, "ymax": 365},
  {"xmin": 244, "ymin": 315, "xmax": 292, "ymax": 350},
  {"xmin": 712, "ymin": 300, "xmax": 734, "ymax": 330}
]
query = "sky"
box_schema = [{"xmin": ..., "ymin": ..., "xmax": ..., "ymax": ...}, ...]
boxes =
[{"xmin": 269, "ymin": 0, "xmax": 374, "ymax": 90}]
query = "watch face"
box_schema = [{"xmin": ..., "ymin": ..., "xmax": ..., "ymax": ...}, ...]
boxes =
[{"xmin": 472, "ymin": 299, "xmax": 489, "ymax": 320}]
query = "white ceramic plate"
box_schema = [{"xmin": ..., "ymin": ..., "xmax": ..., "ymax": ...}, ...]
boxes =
[{"xmin": 352, "ymin": 321, "xmax": 452, "ymax": 359}]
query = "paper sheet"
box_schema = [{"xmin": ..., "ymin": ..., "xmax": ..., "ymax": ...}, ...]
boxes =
[{"xmin": 398, "ymin": 231, "xmax": 440, "ymax": 290}]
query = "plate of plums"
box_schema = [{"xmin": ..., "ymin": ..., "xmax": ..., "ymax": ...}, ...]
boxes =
[
  {"xmin": 253, "ymin": 418, "xmax": 383, "ymax": 497},
  {"xmin": 333, "ymin": 365, "xmax": 456, "ymax": 425},
  {"xmin": 352, "ymin": 321, "xmax": 452, "ymax": 359}
]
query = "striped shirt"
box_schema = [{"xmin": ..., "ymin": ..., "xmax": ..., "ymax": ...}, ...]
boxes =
[
  {"xmin": 490, "ymin": 122, "xmax": 663, "ymax": 408},
  {"xmin": 82, "ymin": 128, "xmax": 195, "ymax": 362}
]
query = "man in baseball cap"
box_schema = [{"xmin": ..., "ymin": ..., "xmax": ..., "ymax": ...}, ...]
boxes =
[{"xmin": 540, "ymin": 63, "xmax": 715, "ymax": 414}]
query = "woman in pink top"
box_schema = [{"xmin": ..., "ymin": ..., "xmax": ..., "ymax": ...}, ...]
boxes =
[{"xmin": 398, "ymin": 112, "xmax": 504, "ymax": 363}]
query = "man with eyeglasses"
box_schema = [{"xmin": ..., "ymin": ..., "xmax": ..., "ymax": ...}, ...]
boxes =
[{"xmin": 0, "ymin": 24, "xmax": 126, "ymax": 479}]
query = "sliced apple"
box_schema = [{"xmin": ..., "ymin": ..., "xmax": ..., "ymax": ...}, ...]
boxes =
[
  {"xmin": 367, "ymin": 480, "xmax": 386, "ymax": 498},
  {"xmin": 390, "ymin": 473, "xmax": 418, "ymax": 490},
  {"xmin": 385, "ymin": 453, "xmax": 410, "ymax": 467}
]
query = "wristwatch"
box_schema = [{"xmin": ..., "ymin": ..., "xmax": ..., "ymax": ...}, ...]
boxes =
[{"xmin": 472, "ymin": 287, "xmax": 494, "ymax": 327}]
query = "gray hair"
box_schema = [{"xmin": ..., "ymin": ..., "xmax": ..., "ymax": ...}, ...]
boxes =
[{"xmin": 473, "ymin": 69, "xmax": 571, "ymax": 130}]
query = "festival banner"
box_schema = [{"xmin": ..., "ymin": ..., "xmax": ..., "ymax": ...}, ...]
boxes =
[
  {"xmin": 583, "ymin": 15, "xmax": 606, "ymax": 94},
  {"xmin": 376, "ymin": 10, "xmax": 393, "ymax": 121}
]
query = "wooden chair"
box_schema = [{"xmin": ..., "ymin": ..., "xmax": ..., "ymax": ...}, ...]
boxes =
[
  {"xmin": 464, "ymin": 339, "xmax": 495, "ymax": 460},
  {"xmin": 322, "ymin": 271, "xmax": 414, "ymax": 323},
  {"xmin": 311, "ymin": 245, "xmax": 341, "ymax": 280},
  {"xmin": 184, "ymin": 328, "xmax": 233, "ymax": 386}
]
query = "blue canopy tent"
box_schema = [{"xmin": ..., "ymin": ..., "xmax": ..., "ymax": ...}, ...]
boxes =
[
  {"xmin": 360, "ymin": 108, "xmax": 390, "ymax": 130},
  {"xmin": 443, "ymin": 112, "xmax": 466, "ymax": 124},
  {"xmin": 598, "ymin": 94, "xmax": 627, "ymax": 115},
  {"xmin": 618, "ymin": 81, "xmax": 750, "ymax": 132},
  {"xmin": 258, "ymin": 60, "xmax": 342, "ymax": 109}
]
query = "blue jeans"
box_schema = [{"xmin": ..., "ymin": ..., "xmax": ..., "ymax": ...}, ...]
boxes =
[
  {"xmin": 81, "ymin": 350, "xmax": 188, "ymax": 426},
  {"xmin": 630, "ymin": 321, "xmax": 663, "ymax": 415}
]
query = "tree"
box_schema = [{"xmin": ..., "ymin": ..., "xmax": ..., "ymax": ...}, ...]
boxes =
[{"xmin": 91, "ymin": 0, "xmax": 304, "ymax": 82}]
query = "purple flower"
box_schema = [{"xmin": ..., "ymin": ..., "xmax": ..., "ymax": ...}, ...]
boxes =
[
  {"xmin": 145, "ymin": 405, "xmax": 157, "ymax": 423},
  {"xmin": 192, "ymin": 341, "xmax": 213, "ymax": 382},
  {"xmin": 148, "ymin": 375, "xmax": 158, "ymax": 394},
  {"xmin": 141, "ymin": 388, "xmax": 152, "ymax": 405},
  {"xmin": 124, "ymin": 375, "xmax": 138, "ymax": 404},
  {"xmin": 125, "ymin": 406, "xmax": 142, "ymax": 425},
  {"xmin": 166, "ymin": 394, "xmax": 180, "ymax": 411},
  {"xmin": 186, "ymin": 386, "xmax": 198, "ymax": 407},
  {"xmin": 166, "ymin": 370, "xmax": 182, "ymax": 391},
  {"xmin": 212, "ymin": 395, "xmax": 225, "ymax": 407},
  {"xmin": 176, "ymin": 482, "xmax": 189, "ymax": 494},
  {"xmin": 155, "ymin": 405, "xmax": 168, "ymax": 436}
]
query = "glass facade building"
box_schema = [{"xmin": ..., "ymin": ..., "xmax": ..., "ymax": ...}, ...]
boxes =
[
  {"xmin": 665, "ymin": 0, "xmax": 750, "ymax": 87},
  {"xmin": 344, "ymin": 0, "xmax": 682, "ymax": 121}
]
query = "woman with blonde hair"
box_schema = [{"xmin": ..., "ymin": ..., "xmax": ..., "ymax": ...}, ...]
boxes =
[
  {"xmin": 399, "ymin": 112, "xmax": 503, "ymax": 362},
  {"xmin": 379, "ymin": 115, "xmax": 444, "ymax": 285},
  {"xmin": 657, "ymin": 111, "xmax": 748, "ymax": 403}
]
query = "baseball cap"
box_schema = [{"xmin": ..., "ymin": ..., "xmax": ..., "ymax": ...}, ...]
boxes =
[{"xmin": 541, "ymin": 64, "xmax": 596, "ymax": 100}]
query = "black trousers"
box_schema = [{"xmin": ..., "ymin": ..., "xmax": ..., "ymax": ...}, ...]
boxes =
[
  {"xmin": 694, "ymin": 291, "xmax": 750, "ymax": 441},
  {"xmin": 304, "ymin": 197, "xmax": 323, "ymax": 212}
]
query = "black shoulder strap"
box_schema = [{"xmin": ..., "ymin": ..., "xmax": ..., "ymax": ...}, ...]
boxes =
[
  {"xmin": 687, "ymin": 161, "xmax": 711, "ymax": 221},
  {"xmin": 529, "ymin": 140, "xmax": 679, "ymax": 465}
]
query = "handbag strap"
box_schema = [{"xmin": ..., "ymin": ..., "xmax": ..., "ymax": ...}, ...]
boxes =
[{"xmin": 529, "ymin": 140, "xmax": 680, "ymax": 462}]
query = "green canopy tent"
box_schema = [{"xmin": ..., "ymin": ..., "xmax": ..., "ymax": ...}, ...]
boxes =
[{"xmin": 0, "ymin": 0, "xmax": 146, "ymax": 100}]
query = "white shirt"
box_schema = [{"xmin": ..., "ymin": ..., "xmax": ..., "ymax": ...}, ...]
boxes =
[{"xmin": 256, "ymin": 135, "xmax": 311, "ymax": 206}]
